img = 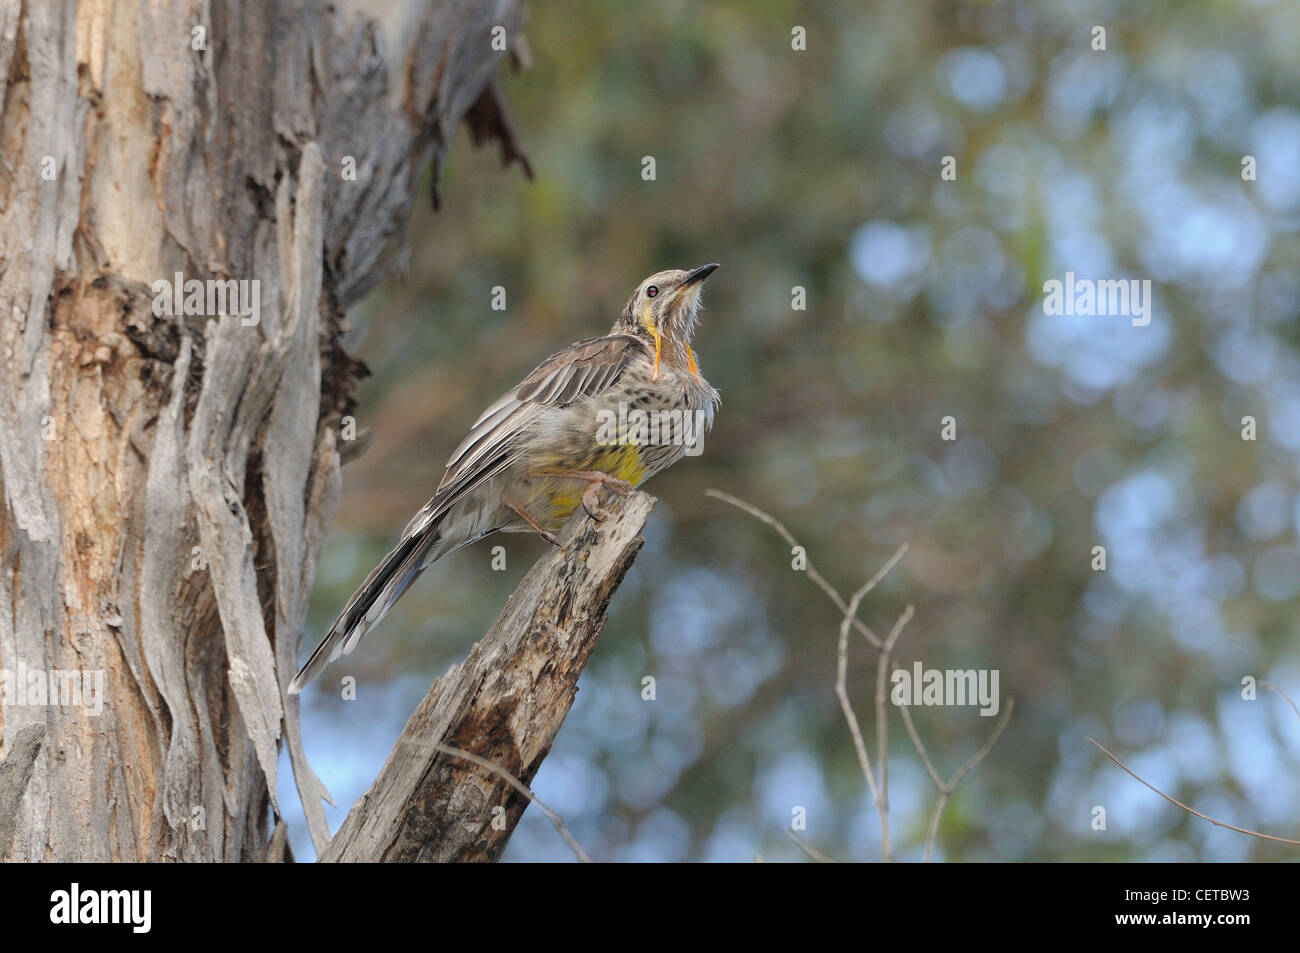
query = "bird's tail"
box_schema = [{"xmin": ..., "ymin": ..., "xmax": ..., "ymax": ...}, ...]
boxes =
[{"xmin": 287, "ymin": 514, "xmax": 454, "ymax": 694}]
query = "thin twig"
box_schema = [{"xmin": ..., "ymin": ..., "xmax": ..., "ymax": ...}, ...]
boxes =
[
  {"xmin": 786, "ymin": 830, "xmax": 836, "ymax": 863},
  {"xmin": 897, "ymin": 704, "xmax": 944, "ymax": 789},
  {"xmin": 1261, "ymin": 681, "xmax": 1300, "ymax": 727},
  {"xmin": 831, "ymin": 547, "xmax": 909, "ymax": 862},
  {"xmin": 873, "ymin": 604, "xmax": 913, "ymax": 862},
  {"xmin": 706, "ymin": 488, "xmax": 901, "ymax": 648},
  {"xmin": 836, "ymin": 581, "xmax": 882, "ymax": 808},
  {"xmin": 855, "ymin": 545, "xmax": 911, "ymax": 608},
  {"xmin": 1085, "ymin": 736, "xmax": 1300, "ymax": 848},
  {"xmin": 432, "ymin": 743, "xmax": 593, "ymax": 862},
  {"xmin": 708, "ymin": 489, "xmax": 929, "ymax": 861},
  {"xmin": 901, "ymin": 699, "xmax": 1015, "ymax": 861},
  {"xmin": 710, "ymin": 489, "xmax": 1015, "ymax": 863},
  {"xmin": 945, "ymin": 697, "xmax": 1016, "ymax": 791}
]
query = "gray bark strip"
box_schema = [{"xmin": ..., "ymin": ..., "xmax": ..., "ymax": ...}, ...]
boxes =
[
  {"xmin": 0, "ymin": 724, "xmax": 44, "ymax": 861},
  {"xmin": 322, "ymin": 491, "xmax": 655, "ymax": 863},
  {"xmin": 140, "ymin": 334, "xmax": 217, "ymax": 860},
  {"xmin": 0, "ymin": 0, "xmax": 525, "ymax": 861},
  {"xmin": 267, "ymin": 142, "xmax": 338, "ymax": 854}
]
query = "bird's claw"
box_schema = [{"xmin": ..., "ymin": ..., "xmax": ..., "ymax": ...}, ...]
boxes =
[{"xmin": 582, "ymin": 483, "xmax": 615, "ymax": 522}]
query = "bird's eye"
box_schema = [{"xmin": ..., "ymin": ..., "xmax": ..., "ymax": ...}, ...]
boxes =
[{"xmin": 646, "ymin": 286, "xmax": 658, "ymax": 298}]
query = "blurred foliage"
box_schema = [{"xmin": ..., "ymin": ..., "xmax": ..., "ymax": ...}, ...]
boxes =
[{"xmin": 285, "ymin": 0, "xmax": 1300, "ymax": 862}]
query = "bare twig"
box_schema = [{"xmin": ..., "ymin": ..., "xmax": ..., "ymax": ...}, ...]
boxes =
[
  {"xmin": 1085, "ymin": 736, "xmax": 1300, "ymax": 847},
  {"xmin": 835, "ymin": 574, "xmax": 886, "ymax": 814},
  {"xmin": 433, "ymin": 744, "xmax": 592, "ymax": 863},
  {"xmin": 855, "ymin": 545, "xmax": 911, "ymax": 609},
  {"xmin": 1261, "ymin": 681, "xmax": 1300, "ymax": 728},
  {"xmin": 706, "ymin": 488, "xmax": 899, "ymax": 648},
  {"xmin": 786, "ymin": 830, "xmax": 836, "ymax": 863},
  {"xmin": 944, "ymin": 698, "xmax": 1016, "ymax": 792},
  {"xmin": 897, "ymin": 704, "xmax": 944, "ymax": 790},
  {"xmin": 901, "ymin": 699, "xmax": 1015, "ymax": 861},
  {"xmin": 873, "ymin": 604, "xmax": 913, "ymax": 862},
  {"xmin": 831, "ymin": 548, "xmax": 910, "ymax": 862},
  {"xmin": 707, "ymin": 489, "xmax": 1012, "ymax": 864}
]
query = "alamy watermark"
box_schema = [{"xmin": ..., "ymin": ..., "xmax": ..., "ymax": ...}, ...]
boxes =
[
  {"xmin": 0, "ymin": 662, "xmax": 105, "ymax": 716},
  {"xmin": 891, "ymin": 662, "xmax": 1001, "ymax": 717},
  {"xmin": 1042, "ymin": 271, "xmax": 1151, "ymax": 327},
  {"xmin": 50, "ymin": 883, "xmax": 150, "ymax": 933},
  {"xmin": 595, "ymin": 401, "xmax": 707, "ymax": 456},
  {"xmin": 151, "ymin": 271, "xmax": 261, "ymax": 326}
]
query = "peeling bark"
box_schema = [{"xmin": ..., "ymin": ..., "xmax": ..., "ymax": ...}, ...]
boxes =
[
  {"xmin": 0, "ymin": 0, "xmax": 525, "ymax": 863},
  {"xmin": 0, "ymin": 724, "xmax": 43, "ymax": 860}
]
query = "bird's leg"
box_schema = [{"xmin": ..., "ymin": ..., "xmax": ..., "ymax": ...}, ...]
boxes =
[
  {"xmin": 503, "ymin": 498, "xmax": 561, "ymax": 546},
  {"xmin": 530, "ymin": 469, "xmax": 633, "ymax": 522}
]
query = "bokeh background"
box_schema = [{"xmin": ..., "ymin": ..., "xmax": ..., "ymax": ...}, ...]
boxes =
[{"xmin": 279, "ymin": 0, "xmax": 1300, "ymax": 861}]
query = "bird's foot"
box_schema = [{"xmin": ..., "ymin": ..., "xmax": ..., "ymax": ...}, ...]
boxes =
[
  {"xmin": 531, "ymin": 470, "xmax": 633, "ymax": 522},
  {"xmin": 577, "ymin": 473, "xmax": 632, "ymax": 522},
  {"xmin": 504, "ymin": 498, "xmax": 562, "ymax": 546},
  {"xmin": 527, "ymin": 468, "xmax": 629, "ymax": 520},
  {"xmin": 582, "ymin": 483, "xmax": 615, "ymax": 522}
]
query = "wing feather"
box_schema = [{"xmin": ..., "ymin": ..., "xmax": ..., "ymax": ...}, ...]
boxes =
[
  {"xmin": 291, "ymin": 332, "xmax": 648, "ymax": 692},
  {"xmin": 399, "ymin": 333, "xmax": 647, "ymax": 540}
]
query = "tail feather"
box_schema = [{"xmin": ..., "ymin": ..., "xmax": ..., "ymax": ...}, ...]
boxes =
[{"xmin": 288, "ymin": 526, "xmax": 440, "ymax": 694}]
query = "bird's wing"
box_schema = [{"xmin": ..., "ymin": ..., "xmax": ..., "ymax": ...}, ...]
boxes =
[
  {"xmin": 398, "ymin": 332, "xmax": 648, "ymax": 541},
  {"xmin": 288, "ymin": 332, "xmax": 647, "ymax": 692}
]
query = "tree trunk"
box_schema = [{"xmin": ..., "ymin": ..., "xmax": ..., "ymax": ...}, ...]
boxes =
[{"xmin": 0, "ymin": 0, "xmax": 526, "ymax": 862}]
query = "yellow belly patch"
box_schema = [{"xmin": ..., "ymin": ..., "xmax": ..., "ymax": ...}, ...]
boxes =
[{"xmin": 544, "ymin": 443, "xmax": 647, "ymax": 519}]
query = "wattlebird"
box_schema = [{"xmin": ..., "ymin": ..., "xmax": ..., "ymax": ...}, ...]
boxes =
[{"xmin": 288, "ymin": 264, "xmax": 721, "ymax": 692}]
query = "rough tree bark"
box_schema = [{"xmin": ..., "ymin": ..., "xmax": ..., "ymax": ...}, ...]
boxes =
[{"xmin": 0, "ymin": 0, "xmax": 530, "ymax": 862}]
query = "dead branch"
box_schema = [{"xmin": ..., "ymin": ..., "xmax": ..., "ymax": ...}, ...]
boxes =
[
  {"xmin": 708, "ymin": 489, "xmax": 1011, "ymax": 863},
  {"xmin": 900, "ymin": 698, "xmax": 1015, "ymax": 861},
  {"xmin": 787, "ymin": 830, "xmax": 836, "ymax": 863},
  {"xmin": 705, "ymin": 489, "xmax": 887, "ymax": 648},
  {"xmin": 1085, "ymin": 736, "xmax": 1300, "ymax": 848},
  {"xmin": 834, "ymin": 570, "xmax": 888, "ymax": 830},
  {"xmin": 1261, "ymin": 680, "xmax": 1300, "ymax": 727},
  {"xmin": 320, "ymin": 489, "xmax": 654, "ymax": 862},
  {"xmin": 872, "ymin": 602, "xmax": 913, "ymax": 861}
]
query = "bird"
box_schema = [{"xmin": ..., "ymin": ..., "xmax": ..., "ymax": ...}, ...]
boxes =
[{"xmin": 288, "ymin": 263, "xmax": 721, "ymax": 693}]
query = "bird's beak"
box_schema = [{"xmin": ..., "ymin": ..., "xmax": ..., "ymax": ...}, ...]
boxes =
[{"xmin": 681, "ymin": 262, "xmax": 720, "ymax": 287}]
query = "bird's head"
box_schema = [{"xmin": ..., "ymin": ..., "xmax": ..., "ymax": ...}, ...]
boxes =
[{"xmin": 613, "ymin": 263, "xmax": 719, "ymax": 380}]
